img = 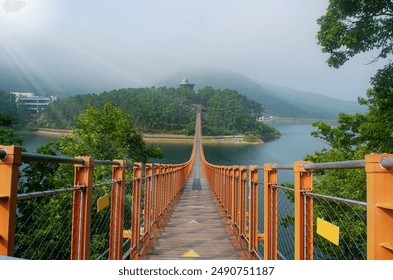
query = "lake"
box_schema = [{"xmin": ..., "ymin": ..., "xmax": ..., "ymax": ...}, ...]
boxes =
[
  {"xmin": 20, "ymin": 124, "xmax": 327, "ymax": 162},
  {"xmin": 19, "ymin": 124, "xmax": 328, "ymax": 183}
]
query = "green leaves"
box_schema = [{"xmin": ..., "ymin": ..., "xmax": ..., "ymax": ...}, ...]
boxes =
[
  {"xmin": 0, "ymin": 113, "xmax": 24, "ymax": 146},
  {"xmin": 39, "ymin": 86, "xmax": 277, "ymax": 140},
  {"xmin": 55, "ymin": 103, "xmax": 160, "ymax": 163},
  {"xmin": 317, "ymin": 0, "xmax": 393, "ymax": 68}
]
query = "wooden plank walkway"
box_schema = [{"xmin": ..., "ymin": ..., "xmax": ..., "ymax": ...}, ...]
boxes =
[{"xmin": 141, "ymin": 138, "xmax": 251, "ymax": 260}]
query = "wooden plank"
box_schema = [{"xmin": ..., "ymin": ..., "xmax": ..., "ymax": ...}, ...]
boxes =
[{"xmin": 141, "ymin": 152, "xmax": 251, "ymax": 260}]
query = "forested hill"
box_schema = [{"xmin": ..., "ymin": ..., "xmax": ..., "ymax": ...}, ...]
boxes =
[
  {"xmin": 37, "ymin": 86, "xmax": 280, "ymax": 139},
  {"xmin": 159, "ymin": 69, "xmax": 365, "ymax": 119}
]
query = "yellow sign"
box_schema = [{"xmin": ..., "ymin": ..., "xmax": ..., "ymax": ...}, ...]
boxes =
[
  {"xmin": 317, "ymin": 218, "xmax": 340, "ymax": 246},
  {"xmin": 182, "ymin": 250, "xmax": 200, "ymax": 258},
  {"xmin": 97, "ymin": 194, "xmax": 110, "ymax": 212}
]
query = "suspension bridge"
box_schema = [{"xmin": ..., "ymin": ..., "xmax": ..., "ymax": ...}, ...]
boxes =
[{"xmin": 0, "ymin": 107, "xmax": 392, "ymax": 260}]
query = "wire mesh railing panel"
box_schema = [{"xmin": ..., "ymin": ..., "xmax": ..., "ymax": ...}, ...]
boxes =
[
  {"xmin": 122, "ymin": 180, "xmax": 133, "ymax": 259},
  {"xmin": 139, "ymin": 176, "xmax": 146, "ymax": 248},
  {"xmin": 123, "ymin": 180, "xmax": 132, "ymax": 235},
  {"xmin": 14, "ymin": 192, "xmax": 73, "ymax": 260},
  {"xmin": 307, "ymin": 193, "xmax": 367, "ymax": 260},
  {"xmin": 90, "ymin": 185, "xmax": 112, "ymax": 260},
  {"xmin": 276, "ymin": 185, "xmax": 295, "ymax": 260}
]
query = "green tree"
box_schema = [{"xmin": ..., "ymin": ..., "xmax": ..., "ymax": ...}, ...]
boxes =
[
  {"xmin": 302, "ymin": 0, "xmax": 393, "ymax": 259},
  {"xmin": 0, "ymin": 90, "xmax": 18, "ymax": 117},
  {"xmin": 0, "ymin": 91, "xmax": 23, "ymax": 145},
  {"xmin": 314, "ymin": 0, "xmax": 392, "ymax": 155},
  {"xmin": 0, "ymin": 113, "xmax": 23, "ymax": 146},
  {"xmin": 317, "ymin": 0, "xmax": 392, "ymax": 68},
  {"xmin": 56, "ymin": 103, "xmax": 162, "ymax": 162}
]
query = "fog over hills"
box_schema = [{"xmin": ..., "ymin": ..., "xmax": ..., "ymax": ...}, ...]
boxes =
[
  {"xmin": 0, "ymin": 65, "xmax": 365, "ymax": 120},
  {"xmin": 158, "ymin": 69, "xmax": 366, "ymax": 119},
  {"xmin": 0, "ymin": 65, "xmax": 143, "ymax": 99}
]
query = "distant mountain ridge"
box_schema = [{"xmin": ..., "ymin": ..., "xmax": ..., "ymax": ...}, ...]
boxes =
[
  {"xmin": 1, "ymin": 66, "xmax": 365, "ymax": 119},
  {"xmin": 158, "ymin": 69, "xmax": 366, "ymax": 119}
]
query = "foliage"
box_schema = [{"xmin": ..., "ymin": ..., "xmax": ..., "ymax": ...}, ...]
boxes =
[
  {"xmin": 0, "ymin": 90, "xmax": 17, "ymax": 117},
  {"xmin": 0, "ymin": 113, "xmax": 24, "ymax": 146},
  {"xmin": 202, "ymin": 88, "xmax": 264, "ymax": 135},
  {"xmin": 38, "ymin": 86, "xmax": 280, "ymax": 140},
  {"xmin": 55, "ymin": 103, "xmax": 162, "ymax": 162},
  {"xmin": 317, "ymin": 0, "xmax": 393, "ymax": 68},
  {"xmin": 243, "ymin": 134, "xmax": 260, "ymax": 143},
  {"xmin": 303, "ymin": 0, "xmax": 393, "ymax": 259},
  {"xmin": 0, "ymin": 90, "xmax": 24, "ymax": 145}
]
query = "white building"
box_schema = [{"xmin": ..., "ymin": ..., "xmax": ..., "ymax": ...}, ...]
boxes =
[
  {"xmin": 11, "ymin": 92, "xmax": 57, "ymax": 113},
  {"xmin": 258, "ymin": 115, "xmax": 274, "ymax": 124}
]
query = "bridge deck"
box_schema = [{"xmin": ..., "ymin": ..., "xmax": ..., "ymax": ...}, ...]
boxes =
[{"xmin": 141, "ymin": 134, "xmax": 251, "ymax": 260}]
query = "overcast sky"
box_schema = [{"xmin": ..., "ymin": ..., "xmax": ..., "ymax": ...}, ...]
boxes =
[{"xmin": 0, "ymin": 0, "xmax": 387, "ymax": 100}]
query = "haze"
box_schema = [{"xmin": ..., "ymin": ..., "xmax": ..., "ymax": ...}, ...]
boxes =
[{"xmin": 0, "ymin": 0, "xmax": 387, "ymax": 100}]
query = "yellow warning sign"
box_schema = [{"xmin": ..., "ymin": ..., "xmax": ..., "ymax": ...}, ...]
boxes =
[
  {"xmin": 317, "ymin": 218, "xmax": 339, "ymax": 246},
  {"xmin": 183, "ymin": 250, "xmax": 200, "ymax": 258},
  {"xmin": 97, "ymin": 194, "xmax": 110, "ymax": 212}
]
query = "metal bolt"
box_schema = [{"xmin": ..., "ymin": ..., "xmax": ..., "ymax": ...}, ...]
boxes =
[{"xmin": 0, "ymin": 149, "xmax": 7, "ymax": 161}]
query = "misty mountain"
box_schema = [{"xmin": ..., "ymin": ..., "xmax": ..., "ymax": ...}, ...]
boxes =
[
  {"xmin": 1, "ymin": 64, "xmax": 366, "ymax": 120},
  {"xmin": 158, "ymin": 69, "xmax": 366, "ymax": 119},
  {"xmin": 0, "ymin": 65, "xmax": 142, "ymax": 99},
  {"xmin": 0, "ymin": 67, "xmax": 86, "ymax": 99}
]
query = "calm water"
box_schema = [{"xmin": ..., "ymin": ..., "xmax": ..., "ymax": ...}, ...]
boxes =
[
  {"xmin": 20, "ymin": 124, "xmax": 328, "ymax": 182},
  {"xmin": 204, "ymin": 124, "xmax": 328, "ymax": 165},
  {"xmin": 21, "ymin": 124, "xmax": 327, "ymax": 163},
  {"xmin": 16, "ymin": 133, "xmax": 60, "ymax": 152}
]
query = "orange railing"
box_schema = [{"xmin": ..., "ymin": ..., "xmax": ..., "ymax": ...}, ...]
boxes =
[
  {"xmin": 201, "ymin": 147, "xmax": 393, "ymax": 259},
  {"xmin": 0, "ymin": 144, "xmax": 194, "ymax": 260},
  {"xmin": 196, "ymin": 104, "xmax": 393, "ymax": 260}
]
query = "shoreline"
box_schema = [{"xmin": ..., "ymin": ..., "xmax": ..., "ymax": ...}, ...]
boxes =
[{"xmin": 17, "ymin": 129, "xmax": 264, "ymax": 145}]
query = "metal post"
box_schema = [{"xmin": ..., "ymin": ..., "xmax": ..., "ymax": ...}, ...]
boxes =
[
  {"xmin": 144, "ymin": 164, "xmax": 152, "ymax": 240},
  {"xmin": 239, "ymin": 167, "xmax": 247, "ymax": 239},
  {"xmin": 169, "ymin": 166, "xmax": 173, "ymax": 203},
  {"xmin": 221, "ymin": 167, "xmax": 225, "ymax": 209},
  {"xmin": 294, "ymin": 161, "xmax": 313, "ymax": 260},
  {"xmin": 264, "ymin": 163, "xmax": 278, "ymax": 260},
  {"xmin": 365, "ymin": 154, "xmax": 393, "ymax": 259},
  {"xmin": 223, "ymin": 167, "xmax": 228, "ymax": 210},
  {"xmin": 220, "ymin": 167, "xmax": 224, "ymax": 203},
  {"xmin": 131, "ymin": 163, "xmax": 142, "ymax": 259},
  {"xmin": 226, "ymin": 167, "xmax": 231, "ymax": 214},
  {"xmin": 0, "ymin": 146, "xmax": 21, "ymax": 256},
  {"xmin": 158, "ymin": 165, "xmax": 164, "ymax": 216},
  {"xmin": 71, "ymin": 156, "xmax": 94, "ymax": 260},
  {"xmin": 229, "ymin": 167, "xmax": 235, "ymax": 219},
  {"xmin": 153, "ymin": 164, "xmax": 160, "ymax": 225},
  {"xmin": 233, "ymin": 167, "xmax": 240, "ymax": 228},
  {"xmin": 216, "ymin": 168, "xmax": 220, "ymax": 201},
  {"xmin": 165, "ymin": 166, "xmax": 169, "ymax": 209},
  {"xmin": 214, "ymin": 167, "xmax": 217, "ymax": 194},
  {"xmin": 248, "ymin": 165, "xmax": 258, "ymax": 255},
  {"xmin": 164, "ymin": 166, "xmax": 169, "ymax": 211},
  {"xmin": 224, "ymin": 167, "xmax": 227, "ymax": 208},
  {"xmin": 109, "ymin": 160, "xmax": 126, "ymax": 260}
]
